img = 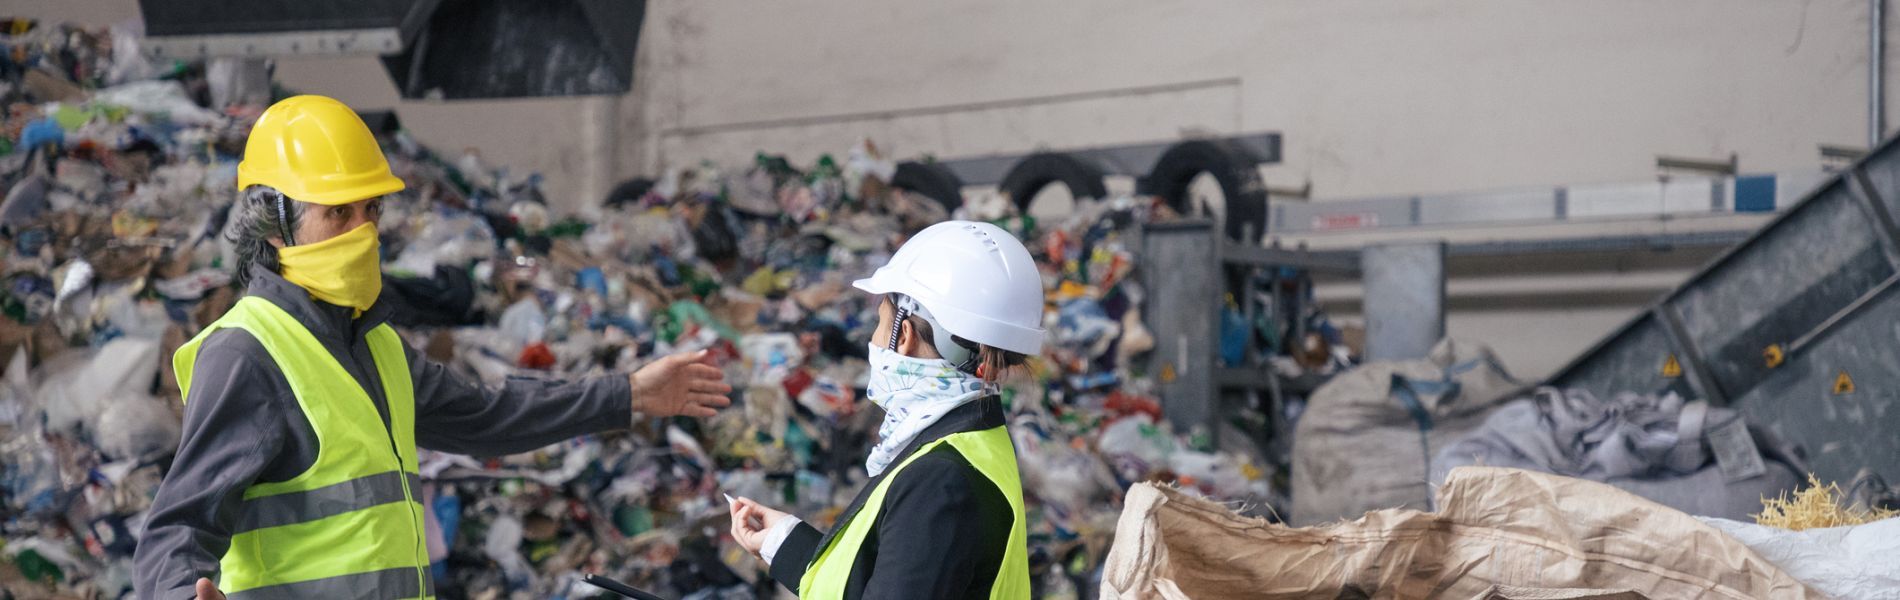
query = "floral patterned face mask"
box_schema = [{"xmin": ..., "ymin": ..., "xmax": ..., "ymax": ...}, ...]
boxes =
[{"xmin": 863, "ymin": 343, "xmax": 990, "ymax": 477}]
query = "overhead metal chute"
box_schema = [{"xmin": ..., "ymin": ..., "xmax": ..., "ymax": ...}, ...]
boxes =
[{"xmin": 138, "ymin": 0, "xmax": 646, "ymax": 100}]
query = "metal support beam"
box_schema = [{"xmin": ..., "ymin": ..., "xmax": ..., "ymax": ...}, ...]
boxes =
[
  {"xmin": 578, "ymin": 96, "xmax": 619, "ymax": 214},
  {"xmin": 1221, "ymin": 241, "xmax": 1360, "ymax": 273},
  {"xmin": 144, "ymin": 29, "xmax": 402, "ymax": 59},
  {"xmin": 1875, "ymin": 0, "xmax": 1887, "ymax": 147},
  {"xmin": 1821, "ymin": 144, "xmax": 1870, "ymax": 161},
  {"xmin": 1142, "ymin": 221, "xmax": 1220, "ymax": 437},
  {"xmin": 1652, "ymin": 304, "xmax": 1731, "ymax": 406},
  {"xmin": 1656, "ymin": 154, "xmax": 1738, "ymax": 176},
  {"xmin": 1787, "ymin": 273, "xmax": 1900, "ymax": 354},
  {"xmin": 1849, "ymin": 167, "xmax": 1900, "ymax": 265},
  {"xmin": 1362, "ymin": 242, "xmax": 1446, "ymax": 361},
  {"xmin": 1215, "ymin": 368, "xmax": 1277, "ymax": 388}
]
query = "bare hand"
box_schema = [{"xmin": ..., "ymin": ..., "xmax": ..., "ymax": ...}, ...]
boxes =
[
  {"xmin": 630, "ymin": 349, "xmax": 732, "ymax": 418},
  {"xmin": 196, "ymin": 578, "xmax": 225, "ymax": 600},
  {"xmin": 728, "ymin": 496, "xmax": 792, "ymax": 558}
]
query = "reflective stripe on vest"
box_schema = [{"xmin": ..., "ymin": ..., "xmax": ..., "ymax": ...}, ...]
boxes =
[
  {"xmin": 226, "ymin": 566, "xmax": 435, "ymax": 600},
  {"xmin": 797, "ymin": 426, "xmax": 1030, "ymax": 599},
  {"xmin": 175, "ymin": 296, "xmax": 431, "ymax": 599},
  {"xmin": 232, "ymin": 471, "xmax": 425, "ymax": 534}
]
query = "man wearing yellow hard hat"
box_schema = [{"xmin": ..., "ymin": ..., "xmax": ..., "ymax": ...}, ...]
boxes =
[{"xmin": 131, "ymin": 95, "xmax": 733, "ymax": 600}]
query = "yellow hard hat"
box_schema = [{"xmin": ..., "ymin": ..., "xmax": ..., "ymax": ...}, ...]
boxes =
[{"xmin": 237, "ymin": 95, "xmax": 405, "ymax": 206}]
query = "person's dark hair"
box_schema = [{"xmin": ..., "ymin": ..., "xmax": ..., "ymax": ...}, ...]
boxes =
[
  {"xmin": 229, "ymin": 185, "xmax": 302, "ymax": 289},
  {"xmin": 970, "ymin": 342, "xmax": 1030, "ymax": 384}
]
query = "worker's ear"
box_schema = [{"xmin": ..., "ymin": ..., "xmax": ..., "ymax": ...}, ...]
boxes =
[
  {"xmin": 894, "ymin": 320, "xmax": 925, "ymax": 358},
  {"xmin": 900, "ymin": 320, "xmax": 938, "ymax": 358}
]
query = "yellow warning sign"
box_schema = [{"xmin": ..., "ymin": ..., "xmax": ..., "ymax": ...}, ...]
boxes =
[
  {"xmin": 1763, "ymin": 344, "xmax": 1786, "ymax": 368},
  {"xmin": 1834, "ymin": 370, "xmax": 1855, "ymax": 395},
  {"xmin": 1160, "ymin": 363, "xmax": 1178, "ymax": 383},
  {"xmin": 1661, "ymin": 354, "xmax": 1683, "ymax": 378}
]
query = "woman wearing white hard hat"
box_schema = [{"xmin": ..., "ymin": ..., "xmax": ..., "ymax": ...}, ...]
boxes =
[{"xmin": 730, "ymin": 221, "xmax": 1043, "ymax": 599}]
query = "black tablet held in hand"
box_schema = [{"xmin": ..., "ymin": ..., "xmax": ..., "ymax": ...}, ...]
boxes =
[{"xmin": 581, "ymin": 573, "xmax": 667, "ymax": 600}]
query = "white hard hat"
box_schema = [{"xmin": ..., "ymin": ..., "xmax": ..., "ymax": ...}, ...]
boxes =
[{"xmin": 854, "ymin": 221, "xmax": 1046, "ymax": 356}]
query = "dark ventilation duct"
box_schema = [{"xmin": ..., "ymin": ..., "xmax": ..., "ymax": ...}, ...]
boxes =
[
  {"xmin": 380, "ymin": 0, "xmax": 647, "ymax": 100},
  {"xmin": 139, "ymin": 0, "xmax": 646, "ymax": 100}
]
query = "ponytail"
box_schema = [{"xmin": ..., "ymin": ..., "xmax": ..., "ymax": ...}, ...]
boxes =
[{"xmin": 972, "ymin": 343, "xmax": 1029, "ymax": 383}]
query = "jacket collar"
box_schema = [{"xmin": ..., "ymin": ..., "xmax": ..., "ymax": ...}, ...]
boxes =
[
  {"xmin": 896, "ymin": 396, "xmax": 1006, "ymax": 456},
  {"xmin": 243, "ymin": 263, "xmax": 395, "ymax": 342},
  {"xmin": 812, "ymin": 397, "xmax": 1006, "ymax": 557}
]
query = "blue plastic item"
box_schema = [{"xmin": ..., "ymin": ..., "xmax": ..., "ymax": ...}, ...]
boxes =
[
  {"xmin": 576, "ymin": 267, "xmax": 608, "ymax": 297},
  {"xmin": 431, "ymin": 492, "xmax": 461, "ymax": 581},
  {"xmin": 19, "ymin": 118, "xmax": 64, "ymax": 152},
  {"xmin": 1219, "ymin": 304, "xmax": 1248, "ymax": 367}
]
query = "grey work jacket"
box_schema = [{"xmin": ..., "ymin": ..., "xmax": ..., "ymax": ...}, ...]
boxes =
[{"xmin": 132, "ymin": 266, "xmax": 634, "ymax": 599}]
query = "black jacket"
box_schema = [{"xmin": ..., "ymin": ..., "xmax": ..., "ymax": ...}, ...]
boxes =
[
  {"xmin": 769, "ymin": 398, "xmax": 1016, "ymax": 599},
  {"xmin": 133, "ymin": 266, "xmax": 634, "ymax": 600}
]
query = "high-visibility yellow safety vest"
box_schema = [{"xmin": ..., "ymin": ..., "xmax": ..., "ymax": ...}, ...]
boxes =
[
  {"xmin": 175, "ymin": 296, "xmax": 432, "ymax": 600},
  {"xmin": 798, "ymin": 426, "xmax": 1029, "ymax": 599}
]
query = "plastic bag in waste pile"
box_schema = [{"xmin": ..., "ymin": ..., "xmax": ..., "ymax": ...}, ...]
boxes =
[
  {"xmin": 1289, "ymin": 338, "xmax": 1529, "ymax": 525},
  {"xmin": 1433, "ymin": 387, "xmax": 1806, "ymax": 520},
  {"xmin": 1102, "ymin": 467, "xmax": 1819, "ymax": 600},
  {"xmin": 1696, "ymin": 516, "xmax": 1900, "ymax": 600}
]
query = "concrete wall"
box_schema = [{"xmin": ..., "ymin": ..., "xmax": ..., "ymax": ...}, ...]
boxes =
[
  {"xmin": 11, "ymin": 0, "xmax": 1895, "ymax": 378},
  {"xmin": 635, "ymin": 0, "xmax": 1884, "ymax": 198}
]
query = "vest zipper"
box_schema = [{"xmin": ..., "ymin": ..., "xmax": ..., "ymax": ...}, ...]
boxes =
[
  {"xmin": 358, "ymin": 338, "xmax": 429, "ymax": 598},
  {"xmin": 395, "ymin": 461, "xmax": 425, "ymax": 599},
  {"xmin": 384, "ymin": 401, "xmax": 427, "ymax": 598}
]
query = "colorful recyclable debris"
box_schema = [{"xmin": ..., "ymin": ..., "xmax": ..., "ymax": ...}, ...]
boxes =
[{"xmin": 0, "ymin": 22, "xmax": 1309, "ymax": 599}]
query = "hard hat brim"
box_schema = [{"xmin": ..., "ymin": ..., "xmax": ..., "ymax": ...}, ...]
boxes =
[
  {"xmin": 238, "ymin": 170, "xmax": 406, "ymax": 206},
  {"xmin": 299, "ymin": 175, "xmax": 406, "ymax": 206},
  {"xmin": 851, "ymin": 275, "xmax": 887, "ymax": 296}
]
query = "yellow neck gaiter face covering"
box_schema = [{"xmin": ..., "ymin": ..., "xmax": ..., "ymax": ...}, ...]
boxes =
[{"xmin": 279, "ymin": 222, "xmax": 383, "ymax": 314}]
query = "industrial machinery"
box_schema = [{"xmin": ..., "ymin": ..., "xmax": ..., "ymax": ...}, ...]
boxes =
[{"xmin": 1554, "ymin": 134, "xmax": 1900, "ymax": 486}]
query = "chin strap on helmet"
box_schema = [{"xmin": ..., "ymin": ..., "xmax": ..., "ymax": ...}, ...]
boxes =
[
  {"xmin": 887, "ymin": 293, "xmax": 980, "ymax": 374},
  {"xmin": 272, "ymin": 190, "xmax": 297, "ymax": 247}
]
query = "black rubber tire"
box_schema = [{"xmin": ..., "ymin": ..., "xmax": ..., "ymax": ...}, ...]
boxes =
[
  {"xmin": 890, "ymin": 161, "xmax": 965, "ymax": 213},
  {"xmin": 997, "ymin": 152, "xmax": 1109, "ymax": 215},
  {"xmin": 603, "ymin": 177, "xmax": 655, "ymax": 208},
  {"xmin": 1143, "ymin": 140, "xmax": 1270, "ymax": 242}
]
